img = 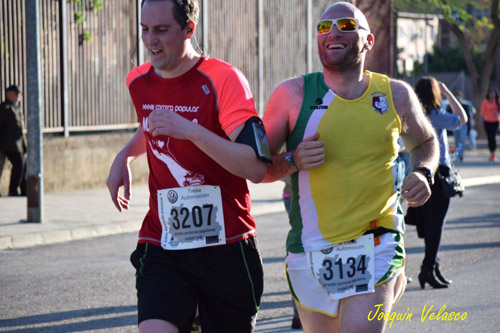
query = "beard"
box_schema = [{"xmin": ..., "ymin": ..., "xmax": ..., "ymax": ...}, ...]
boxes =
[{"xmin": 318, "ymin": 44, "xmax": 363, "ymax": 72}]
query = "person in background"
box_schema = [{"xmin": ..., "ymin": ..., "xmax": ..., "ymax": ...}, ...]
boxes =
[
  {"xmin": 0, "ymin": 85, "xmax": 27, "ymax": 196},
  {"xmin": 408, "ymin": 77, "xmax": 467, "ymax": 289},
  {"xmin": 0, "ymin": 149, "xmax": 5, "ymax": 196},
  {"xmin": 480, "ymin": 87, "xmax": 500, "ymax": 162},
  {"xmin": 446, "ymin": 91, "xmax": 475, "ymax": 162}
]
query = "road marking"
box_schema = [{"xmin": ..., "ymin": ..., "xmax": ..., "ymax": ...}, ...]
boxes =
[{"xmin": 463, "ymin": 175, "xmax": 500, "ymax": 188}]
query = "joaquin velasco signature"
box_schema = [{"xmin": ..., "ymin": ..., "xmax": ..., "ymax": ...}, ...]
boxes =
[{"xmin": 367, "ymin": 303, "xmax": 468, "ymax": 328}]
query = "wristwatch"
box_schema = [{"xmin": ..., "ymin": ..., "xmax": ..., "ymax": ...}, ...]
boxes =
[
  {"xmin": 284, "ymin": 149, "xmax": 300, "ymax": 171},
  {"xmin": 413, "ymin": 167, "xmax": 434, "ymax": 186}
]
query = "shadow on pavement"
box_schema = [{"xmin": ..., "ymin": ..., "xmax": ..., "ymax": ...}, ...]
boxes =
[
  {"xmin": 256, "ymin": 315, "xmax": 297, "ymax": 332},
  {"xmin": 404, "ymin": 213, "xmax": 500, "ymax": 232},
  {"xmin": 260, "ymin": 299, "xmax": 293, "ymax": 311},
  {"xmin": 446, "ymin": 213, "xmax": 500, "ymax": 224},
  {"xmin": 445, "ymin": 222, "xmax": 500, "ymax": 231},
  {"xmin": 263, "ymin": 291, "xmax": 290, "ymax": 297},
  {"xmin": 405, "ymin": 241, "xmax": 500, "ymax": 254},
  {"xmin": 262, "ymin": 256, "xmax": 285, "ymax": 264},
  {"xmin": 0, "ymin": 305, "xmax": 136, "ymax": 332}
]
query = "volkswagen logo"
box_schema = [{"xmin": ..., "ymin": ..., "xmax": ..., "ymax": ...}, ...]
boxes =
[{"xmin": 167, "ymin": 190, "xmax": 178, "ymax": 203}]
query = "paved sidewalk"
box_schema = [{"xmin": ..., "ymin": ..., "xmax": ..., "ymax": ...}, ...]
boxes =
[
  {"xmin": 0, "ymin": 180, "xmax": 285, "ymax": 250},
  {"xmin": 1, "ymin": 148, "xmax": 499, "ymax": 251}
]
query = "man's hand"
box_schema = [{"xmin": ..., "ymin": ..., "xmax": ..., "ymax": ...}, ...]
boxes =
[
  {"xmin": 148, "ymin": 109, "xmax": 196, "ymax": 140},
  {"xmin": 401, "ymin": 172, "xmax": 432, "ymax": 207},
  {"xmin": 293, "ymin": 132, "xmax": 325, "ymax": 170},
  {"xmin": 107, "ymin": 156, "xmax": 132, "ymax": 212}
]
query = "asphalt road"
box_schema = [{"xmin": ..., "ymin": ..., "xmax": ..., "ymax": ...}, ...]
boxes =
[{"xmin": 1, "ymin": 184, "xmax": 499, "ymax": 332}]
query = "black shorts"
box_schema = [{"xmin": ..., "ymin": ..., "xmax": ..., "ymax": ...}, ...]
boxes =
[{"xmin": 130, "ymin": 237, "xmax": 264, "ymax": 333}]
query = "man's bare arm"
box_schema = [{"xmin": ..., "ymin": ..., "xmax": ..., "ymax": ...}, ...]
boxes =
[
  {"xmin": 263, "ymin": 132, "xmax": 324, "ymax": 182},
  {"xmin": 264, "ymin": 153, "xmax": 297, "ymax": 182},
  {"xmin": 392, "ymin": 79, "xmax": 439, "ymax": 207},
  {"xmin": 261, "ymin": 78, "xmax": 301, "ymax": 183},
  {"xmin": 392, "ymin": 80, "xmax": 439, "ymax": 171},
  {"xmin": 107, "ymin": 127, "xmax": 147, "ymax": 211},
  {"xmin": 261, "ymin": 77, "xmax": 325, "ymax": 183}
]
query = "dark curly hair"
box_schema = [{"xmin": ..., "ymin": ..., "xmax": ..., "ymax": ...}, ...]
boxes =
[{"xmin": 141, "ymin": 0, "xmax": 199, "ymax": 29}]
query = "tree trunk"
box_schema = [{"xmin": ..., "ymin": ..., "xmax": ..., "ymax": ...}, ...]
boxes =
[{"xmin": 448, "ymin": 0, "xmax": 500, "ymax": 138}]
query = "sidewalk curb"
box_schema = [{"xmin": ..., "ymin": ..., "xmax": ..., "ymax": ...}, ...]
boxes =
[
  {"xmin": 1, "ymin": 175, "xmax": 498, "ymax": 251},
  {"xmin": 0, "ymin": 202, "xmax": 285, "ymax": 251}
]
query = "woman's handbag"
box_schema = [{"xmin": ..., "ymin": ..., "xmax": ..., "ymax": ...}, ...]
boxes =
[
  {"xmin": 438, "ymin": 164, "xmax": 464, "ymax": 198},
  {"xmin": 405, "ymin": 207, "xmax": 425, "ymax": 238}
]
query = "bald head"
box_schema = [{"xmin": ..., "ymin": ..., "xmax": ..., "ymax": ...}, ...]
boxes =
[{"xmin": 321, "ymin": 2, "xmax": 371, "ymax": 33}]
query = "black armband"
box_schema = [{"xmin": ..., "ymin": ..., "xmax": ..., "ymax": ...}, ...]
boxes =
[{"xmin": 235, "ymin": 117, "xmax": 273, "ymax": 164}]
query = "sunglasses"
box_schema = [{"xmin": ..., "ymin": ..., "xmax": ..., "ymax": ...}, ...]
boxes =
[{"xmin": 316, "ymin": 18, "xmax": 364, "ymax": 34}]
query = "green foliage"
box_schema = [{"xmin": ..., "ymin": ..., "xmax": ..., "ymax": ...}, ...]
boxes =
[
  {"xmin": 396, "ymin": 0, "xmax": 499, "ymax": 106},
  {"xmin": 412, "ymin": 45, "xmax": 485, "ymax": 74},
  {"xmin": 72, "ymin": 0, "xmax": 102, "ymax": 45},
  {"xmin": 394, "ymin": 0, "xmax": 492, "ymax": 15},
  {"xmin": 74, "ymin": 11, "xmax": 84, "ymax": 25},
  {"xmin": 83, "ymin": 31, "xmax": 91, "ymax": 42},
  {"xmin": 90, "ymin": 0, "xmax": 103, "ymax": 11},
  {"xmin": 394, "ymin": 0, "xmax": 493, "ymax": 47}
]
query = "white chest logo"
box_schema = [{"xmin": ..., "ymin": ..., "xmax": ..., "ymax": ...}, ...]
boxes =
[{"xmin": 371, "ymin": 92, "xmax": 389, "ymax": 115}]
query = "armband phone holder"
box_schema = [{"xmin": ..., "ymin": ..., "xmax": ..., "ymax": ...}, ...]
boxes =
[{"xmin": 236, "ymin": 117, "xmax": 273, "ymax": 164}]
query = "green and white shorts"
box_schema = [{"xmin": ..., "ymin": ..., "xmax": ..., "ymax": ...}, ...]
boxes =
[{"xmin": 286, "ymin": 232, "xmax": 405, "ymax": 317}]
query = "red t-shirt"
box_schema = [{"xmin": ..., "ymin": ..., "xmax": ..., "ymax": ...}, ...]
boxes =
[
  {"xmin": 126, "ymin": 56, "xmax": 258, "ymax": 246},
  {"xmin": 480, "ymin": 99, "xmax": 500, "ymax": 123}
]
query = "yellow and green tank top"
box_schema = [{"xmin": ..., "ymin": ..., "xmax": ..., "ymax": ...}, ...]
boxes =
[{"xmin": 286, "ymin": 71, "xmax": 404, "ymax": 253}]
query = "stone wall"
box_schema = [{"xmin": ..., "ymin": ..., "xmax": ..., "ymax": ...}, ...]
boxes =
[{"xmin": 0, "ymin": 132, "xmax": 149, "ymax": 196}]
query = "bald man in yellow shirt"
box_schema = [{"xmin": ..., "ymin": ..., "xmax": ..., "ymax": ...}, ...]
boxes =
[{"xmin": 262, "ymin": 2, "xmax": 439, "ymax": 332}]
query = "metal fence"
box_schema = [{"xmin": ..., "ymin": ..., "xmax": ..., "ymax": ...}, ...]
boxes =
[
  {"xmin": 207, "ymin": 0, "xmax": 333, "ymax": 113},
  {"xmin": 1, "ymin": 0, "xmax": 390, "ymax": 135},
  {"xmin": 1, "ymin": 0, "xmax": 27, "ymax": 115},
  {"xmin": 40, "ymin": 0, "xmax": 61, "ymax": 132},
  {"xmin": 1, "ymin": 0, "xmax": 139, "ymax": 135}
]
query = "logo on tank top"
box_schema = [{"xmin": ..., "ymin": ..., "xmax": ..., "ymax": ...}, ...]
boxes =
[
  {"xmin": 310, "ymin": 97, "xmax": 328, "ymax": 110},
  {"xmin": 371, "ymin": 92, "xmax": 389, "ymax": 115}
]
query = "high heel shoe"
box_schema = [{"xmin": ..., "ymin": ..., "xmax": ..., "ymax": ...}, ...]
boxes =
[
  {"xmin": 435, "ymin": 263, "xmax": 452, "ymax": 285},
  {"xmin": 418, "ymin": 265, "xmax": 448, "ymax": 289}
]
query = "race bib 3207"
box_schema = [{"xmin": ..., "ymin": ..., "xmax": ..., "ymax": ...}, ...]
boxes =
[{"xmin": 157, "ymin": 185, "xmax": 226, "ymax": 250}]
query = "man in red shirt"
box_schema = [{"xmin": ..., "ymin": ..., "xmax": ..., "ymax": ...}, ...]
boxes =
[{"xmin": 107, "ymin": 1, "xmax": 269, "ymax": 331}]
